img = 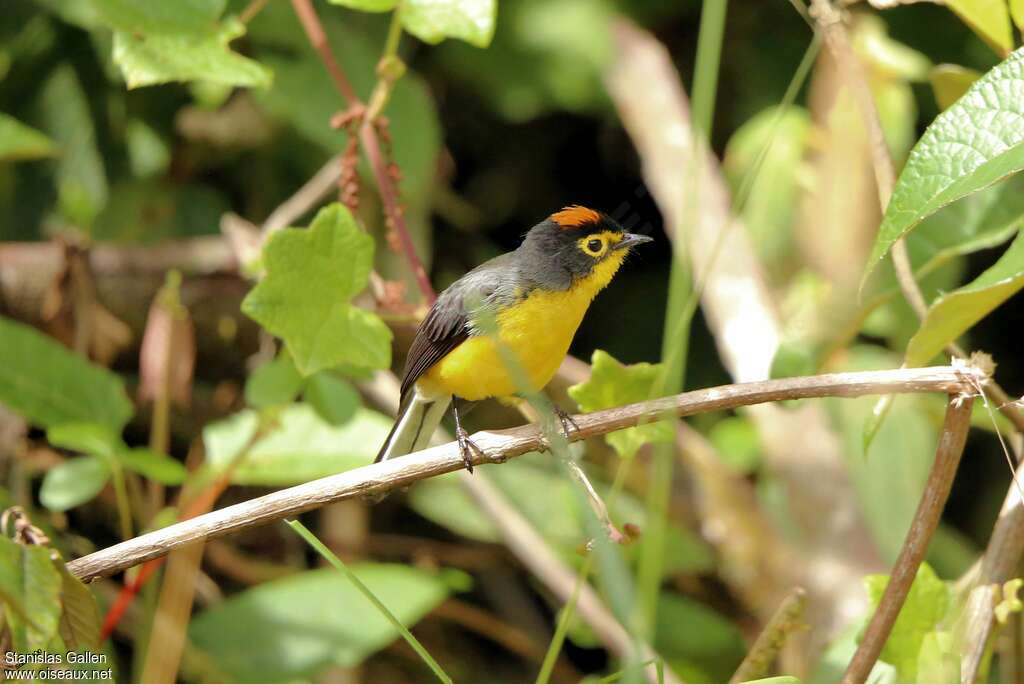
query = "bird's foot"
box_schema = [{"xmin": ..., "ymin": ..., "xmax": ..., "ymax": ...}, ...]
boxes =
[
  {"xmin": 455, "ymin": 425, "xmax": 484, "ymax": 473},
  {"xmin": 552, "ymin": 405, "xmax": 581, "ymax": 440}
]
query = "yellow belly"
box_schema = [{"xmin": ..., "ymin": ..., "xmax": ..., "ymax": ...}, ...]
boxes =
[{"xmin": 419, "ymin": 251, "xmax": 626, "ymax": 401}]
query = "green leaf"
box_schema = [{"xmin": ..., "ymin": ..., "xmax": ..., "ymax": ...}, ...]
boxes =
[
  {"xmin": 0, "ymin": 537, "xmax": 63, "ymax": 652},
  {"xmin": 906, "ymin": 230, "xmax": 1024, "ymax": 365},
  {"xmin": 945, "ymin": 0, "xmax": 1012, "ymax": 55},
  {"xmin": 327, "ymin": 0, "xmax": 398, "ymax": 10},
  {"xmin": 654, "ymin": 592, "xmax": 746, "ymax": 684},
  {"xmin": 245, "ymin": 353, "xmax": 304, "ymax": 408},
  {"xmin": 126, "ymin": 119, "xmax": 170, "ymax": 178},
  {"xmin": 241, "ymin": 204, "xmax": 392, "ymax": 376},
  {"xmin": 189, "ymin": 565, "xmax": 450, "ymax": 681},
  {"xmin": 38, "ymin": 65, "xmax": 108, "ymax": 227},
  {"xmin": 112, "ymin": 18, "xmax": 272, "ymax": 89},
  {"xmin": 93, "ymin": 0, "xmax": 271, "ymax": 88},
  {"xmin": 915, "ymin": 631, "xmax": 956, "ymax": 684},
  {"xmin": 929, "ymin": 64, "xmax": 981, "ymax": 111},
  {"xmin": 203, "ymin": 404, "xmax": 392, "ymax": 485},
  {"xmin": 0, "ymin": 317, "xmax": 134, "ymax": 431},
  {"xmin": 303, "ymin": 372, "xmax": 360, "ymax": 426},
  {"xmin": 864, "ymin": 563, "xmax": 949, "ymax": 681},
  {"xmin": 742, "ymin": 679, "xmax": 801, "ymax": 684},
  {"xmin": 55, "ymin": 561, "xmax": 101, "ymax": 651},
  {"xmin": 47, "ymin": 422, "xmax": 119, "ymax": 458},
  {"xmin": 401, "ymin": 0, "xmax": 496, "ymax": 47},
  {"xmin": 568, "ymin": 350, "xmax": 674, "ymax": 459},
  {"xmin": 0, "ymin": 113, "xmax": 56, "ymax": 161},
  {"xmin": 118, "ymin": 448, "xmax": 187, "ymax": 484},
  {"xmin": 862, "ymin": 47, "xmax": 1024, "ymax": 289},
  {"xmin": 39, "ymin": 456, "xmax": 111, "ymax": 511}
]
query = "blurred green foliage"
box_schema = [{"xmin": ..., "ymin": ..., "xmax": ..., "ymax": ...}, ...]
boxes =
[{"xmin": 2, "ymin": 0, "xmax": 1024, "ymax": 682}]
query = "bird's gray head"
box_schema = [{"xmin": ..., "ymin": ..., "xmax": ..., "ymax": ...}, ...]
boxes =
[{"xmin": 515, "ymin": 206, "xmax": 653, "ymax": 289}]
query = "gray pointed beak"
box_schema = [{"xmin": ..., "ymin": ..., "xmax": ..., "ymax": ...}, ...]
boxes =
[{"xmin": 614, "ymin": 233, "xmax": 654, "ymax": 250}]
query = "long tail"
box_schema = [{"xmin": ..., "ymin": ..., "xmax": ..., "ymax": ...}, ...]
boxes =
[{"xmin": 375, "ymin": 389, "xmax": 451, "ymax": 463}]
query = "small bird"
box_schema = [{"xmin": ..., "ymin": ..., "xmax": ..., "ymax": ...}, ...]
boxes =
[{"xmin": 376, "ymin": 206, "xmax": 653, "ymax": 471}]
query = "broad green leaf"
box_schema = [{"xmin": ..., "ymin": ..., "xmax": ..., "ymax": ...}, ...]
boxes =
[
  {"xmin": 929, "ymin": 64, "xmax": 981, "ymax": 111},
  {"xmin": 906, "ymin": 230, "xmax": 1024, "ymax": 365},
  {"xmin": 93, "ymin": 0, "xmax": 270, "ymax": 88},
  {"xmin": 0, "ymin": 113, "xmax": 56, "ymax": 161},
  {"xmin": 0, "ymin": 537, "xmax": 62, "ymax": 652},
  {"xmin": 245, "ymin": 354, "xmax": 304, "ymax": 408},
  {"xmin": 189, "ymin": 565, "xmax": 450, "ymax": 681},
  {"xmin": 853, "ymin": 14, "xmax": 930, "ymax": 81},
  {"xmin": 92, "ymin": 0, "xmax": 225, "ymax": 34},
  {"xmin": 568, "ymin": 350, "xmax": 674, "ymax": 459},
  {"xmin": 39, "ymin": 65, "xmax": 108, "ymax": 227},
  {"xmin": 303, "ymin": 372, "xmax": 360, "ymax": 426},
  {"xmin": 916, "ymin": 631, "xmax": 956, "ymax": 684},
  {"xmin": 945, "ymin": 0, "xmax": 1012, "ymax": 55},
  {"xmin": 654, "ymin": 592, "xmax": 746, "ymax": 684},
  {"xmin": 47, "ymin": 422, "xmax": 119, "ymax": 458},
  {"xmin": 864, "ymin": 563, "xmax": 949, "ymax": 681},
  {"xmin": 56, "ymin": 561, "xmax": 101, "ymax": 651},
  {"xmin": 862, "ymin": 47, "xmax": 1024, "ymax": 289},
  {"xmin": 112, "ymin": 19, "xmax": 272, "ymax": 89},
  {"xmin": 742, "ymin": 679, "xmax": 801, "ymax": 684},
  {"xmin": 241, "ymin": 204, "xmax": 392, "ymax": 376},
  {"xmin": 203, "ymin": 404, "xmax": 392, "ymax": 485},
  {"xmin": 402, "ymin": 0, "xmax": 496, "ymax": 47},
  {"xmin": 119, "ymin": 448, "xmax": 187, "ymax": 484},
  {"xmin": 327, "ymin": 0, "xmax": 398, "ymax": 10},
  {"xmin": 39, "ymin": 456, "xmax": 111, "ymax": 511},
  {"xmin": 0, "ymin": 317, "xmax": 133, "ymax": 431}
]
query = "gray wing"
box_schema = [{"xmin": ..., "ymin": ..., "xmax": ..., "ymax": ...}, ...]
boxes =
[{"xmin": 399, "ymin": 253, "xmax": 521, "ymax": 399}]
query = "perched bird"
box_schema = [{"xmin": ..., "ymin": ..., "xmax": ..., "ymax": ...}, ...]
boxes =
[{"xmin": 376, "ymin": 206, "xmax": 653, "ymax": 471}]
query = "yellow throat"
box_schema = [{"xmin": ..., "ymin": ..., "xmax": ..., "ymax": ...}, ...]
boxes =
[{"xmin": 419, "ymin": 250, "xmax": 628, "ymax": 401}]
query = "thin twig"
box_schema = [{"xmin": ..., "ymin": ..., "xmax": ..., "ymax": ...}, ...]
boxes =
[
  {"xmin": 462, "ymin": 474, "xmax": 677, "ymax": 684},
  {"xmin": 289, "ymin": 0, "xmax": 436, "ymax": 303},
  {"xmin": 729, "ymin": 587, "xmax": 808, "ymax": 684},
  {"xmin": 261, "ymin": 154, "xmax": 342, "ymax": 239},
  {"xmin": 961, "ymin": 461, "xmax": 1024, "ymax": 681},
  {"xmin": 66, "ymin": 365, "xmax": 984, "ymax": 582},
  {"xmin": 289, "ymin": 0, "xmax": 358, "ymax": 105},
  {"xmin": 841, "ymin": 394, "xmax": 974, "ymax": 684}
]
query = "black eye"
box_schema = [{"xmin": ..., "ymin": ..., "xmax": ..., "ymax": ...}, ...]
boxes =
[{"xmin": 587, "ymin": 239, "xmax": 603, "ymax": 253}]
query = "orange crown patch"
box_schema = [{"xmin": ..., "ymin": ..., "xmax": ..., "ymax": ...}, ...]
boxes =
[{"xmin": 550, "ymin": 205, "xmax": 601, "ymax": 228}]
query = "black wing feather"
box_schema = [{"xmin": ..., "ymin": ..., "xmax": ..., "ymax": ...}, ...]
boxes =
[
  {"xmin": 399, "ymin": 299, "xmax": 470, "ymax": 398},
  {"xmin": 398, "ymin": 253, "xmax": 517, "ymax": 399}
]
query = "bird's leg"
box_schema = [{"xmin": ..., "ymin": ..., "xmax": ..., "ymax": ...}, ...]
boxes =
[
  {"xmin": 551, "ymin": 404, "xmax": 581, "ymax": 440},
  {"xmin": 452, "ymin": 396, "xmax": 484, "ymax": 473}
]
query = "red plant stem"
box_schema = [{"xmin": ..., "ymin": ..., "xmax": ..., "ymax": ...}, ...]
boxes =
[
  {"xmin": 290, "ymin": 0, "xmax": 437, "ymax": 304},
  {"xmin": 98, "ymin": 466, "xmax": 241, "ymax": 640},
  {"xmin": 289, "ymin": 0, "xmax": 358, "ymax": 105},
  {"xmin": 359, "ymin": 125, "xmax": 436, "ymax": 302}
]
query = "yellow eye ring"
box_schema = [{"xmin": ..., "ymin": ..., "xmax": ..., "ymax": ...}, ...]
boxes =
[{"xmin": 579, "ymin": 235, "xmax": 607, "ymax": 257}]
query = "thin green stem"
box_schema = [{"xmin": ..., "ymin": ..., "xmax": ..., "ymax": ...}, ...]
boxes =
[
  {"xmin": 110, "ymin": 461, "xmax": 133, "ymax": 542},
  {"xmin": 286, "ymin": 519, "xmax": 453, "ymax": 684},
  {"xmin": 534, "ymin": 553, "xmax": 596, "ymax": 684},
  {"xmin": 383, "ymin": 2, "xmax": 404, "ymax": 61},
  {"xmin": 638, "ymin": 0, "xmax": 729, "ymax": 642}
]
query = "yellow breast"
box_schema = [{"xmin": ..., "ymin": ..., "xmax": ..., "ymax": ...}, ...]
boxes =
[{"xmin": 419, "ymin": 251, "xmax": 627, "ymax": 401}]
